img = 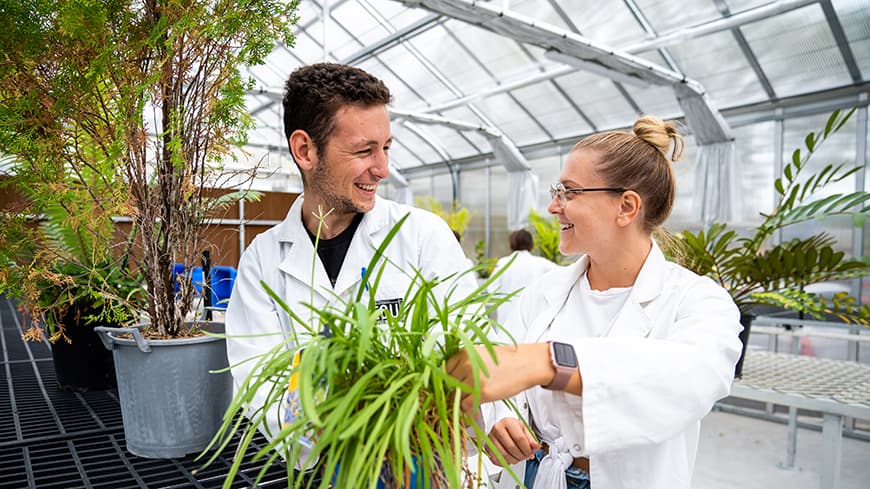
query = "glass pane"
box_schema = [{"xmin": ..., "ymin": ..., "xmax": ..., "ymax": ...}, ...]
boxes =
[
  {"xmin": 548, "ymin": 0, "xmax": 649, "ymax": 46},
  {"xmin": 833, "ymin": 0, "xmax": 870, "ymax": 78},
  {"xmin": 724, "ymin": 0, "xmax": 781, "ymax": 11},
  {"xmin": 508, "ymin": 0, "xmax": 577, "ymax": 32},
  {"xmin": 439, "ymin": 106, "xmax": 492, "ymax": 153},
  {"xmin": 741, "ymin": 4, "xmax": 854, "ymax": 98},
  {"xmin": 632, "ymin": 0, "xmax": 723, "ymax": 33},
  {"xmin": 622, "ymin": 84, "xmax": 682, "ymax": 122},
  {"xmin": 528, "ymin": 152, "xmax": 565, "ymax": 216},
  {"xmin": 458, "ymin": 166, "xmax": 490, "ymax": 259},
  {"xmin": 405, "ymin": 25, "xmax": 498, "ymax": 105},
  {"xmin": 447, "ymin": 21, "xmax": 539, "ymax": 81},
  {"xmin": 510, "ymin": 81, "xmax": 593, "ymax": 142},
  {"xmin": 412, "ymin": 172, "xmax": 454, "ymax": 204},
  {"xmin": 476, "ymin": 92, "xmax": 550, "ymax": 146},
  {"xmin": 733, "ymin": 121, "xmax": 776, "ymax": 225},
  {"xmin": 360, "ymin": 55, "xmax": 435, "ymax": 108},
  {"xmin": 488, "ymin": 166, "xmax": 511, "ymax": 259},
  {"xmin": 664, "ymin": 30, "xmax": 769, "ymax": 108},
  {"xmin": 328, "ymin": 1, "xmax": 386, "ymax": 60},
  {"xmin": 553, "ymin": 71, "xmax": 639, "ymax": 129},
  {"xmin": 415, "ymin": 124, "xmax": 480, "ymax": 161},
  {"xmin": 292, "ymin": 28, "xmax": 335, "ymax": 63},
  {"xmin": 390, "ymin": 123, "xmax": 443, "ymax": 166}
]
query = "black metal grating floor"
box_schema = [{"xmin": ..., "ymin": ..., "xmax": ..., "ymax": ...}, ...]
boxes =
[{"xmin": 0, "ymin": 295, "xmax": 290, "ymax": 488}]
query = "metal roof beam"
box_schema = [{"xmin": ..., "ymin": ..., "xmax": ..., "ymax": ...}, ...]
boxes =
[
  {"xmin": 623, "ymin": 0, "xmax": 819, "ymax": 54},
  {"xmin": 622, "ymin": 0, "xmax": 683, "ymax": 74},
  {"xmin": 357, "ymin": 0, "xmax": 504, "ymax": 147},
  {"xmin": 391, "ymin": 109, "xmax": 532, "ymax": 172},
  {"xmin": 399, "ymin": 80, "xmax": 870, "ymax": 179},
  {"xmin": 711, "ymin": 0, "xmax": 777, "ymax": 100},
  {"xmin": 342, "ymin": 14, "xmax": 446, "ymax": 65},
  {"xmin": 408, "ymin": 0, "xmax": 811, "ymax": 119},
  {"xmin": 402, "ymin": 0, "xmax": 695, "ymax": 86},
  {"xmin": 402, "ymin": 121, "xmax": 459, "ymax": 201},
  {"xmin": 401, "ymin": 0, "xmax": 732, "ymax": 145},
  {"xmin": 819, "ymin": 0, "xmax": 863, "ymax": 82},
  {"xmin": 422, "ymin": 66, "xmax": 573, "ymax": 113}
]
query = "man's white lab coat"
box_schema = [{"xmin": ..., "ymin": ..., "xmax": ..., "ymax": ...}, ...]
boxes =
[{"xmin": 225, "ymin": 195, "xmax": 478, "ymax": 468}]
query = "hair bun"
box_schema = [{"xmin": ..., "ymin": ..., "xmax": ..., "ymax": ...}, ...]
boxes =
[{"xmin": 633, "ymin": 115, "xmax": 684, "ymax": 163}]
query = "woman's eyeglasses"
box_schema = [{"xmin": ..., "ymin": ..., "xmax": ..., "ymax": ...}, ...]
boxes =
[{"xmin": 549, "ymin": 182, "xmax": 627, "ymax": 209}]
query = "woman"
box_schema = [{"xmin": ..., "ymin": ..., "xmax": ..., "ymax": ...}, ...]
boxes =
[{"xmin": 448, "ymin": 116, "xmax": 743, "ymax": 489}]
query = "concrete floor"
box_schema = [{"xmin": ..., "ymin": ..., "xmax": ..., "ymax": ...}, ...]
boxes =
[{"xmin": 694, "ymin": 410, "xmax": 870, "ymax": 489}]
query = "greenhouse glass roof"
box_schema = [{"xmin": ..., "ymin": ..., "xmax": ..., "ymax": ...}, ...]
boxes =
[{"xmin": 240, "ymin": 0, "xmax": 869, "ymax": 197}]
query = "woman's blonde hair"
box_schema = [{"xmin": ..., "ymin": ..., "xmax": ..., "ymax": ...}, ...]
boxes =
[{"xmin": 572, "ymin": 115, "xmax": 684, "ymax": 231}]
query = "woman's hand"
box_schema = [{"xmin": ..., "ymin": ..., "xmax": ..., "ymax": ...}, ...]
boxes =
[
  {"xmin": 485, "ymin": 418, "xmax": 540, "ymax": 466},
  {"xmin": 446, "ymin": 343, "xmax": 554, "ymax": 413}
]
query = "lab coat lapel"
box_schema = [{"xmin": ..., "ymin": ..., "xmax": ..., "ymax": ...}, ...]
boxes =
[
  {"xmin": 275, "ymin": 196, "xmax": 333, "ymax": 301},
  {"xmin": 605, "ymin": 242, "xmax": 667, "ymax": 338},
  {"xmin": 332, "ymin": 199, "xmax": 389, "ymax": 298},
  {"xmin": 528, "ymin": 256, "xmax": 589, "ymax": 342}
]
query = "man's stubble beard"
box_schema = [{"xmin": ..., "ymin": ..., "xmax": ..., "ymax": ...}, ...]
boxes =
[{"xmin": 308, "ymin": 156, "xmax": 365, "ymax": 215}]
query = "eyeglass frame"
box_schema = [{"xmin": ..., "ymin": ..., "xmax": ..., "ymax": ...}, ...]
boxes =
[{"xmin": 549, "ymin": 182, "xmax": 628, "ymax": 208}]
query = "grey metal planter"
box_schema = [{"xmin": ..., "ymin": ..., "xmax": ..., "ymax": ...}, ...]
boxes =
[{"xmin": 94, "ymin": 323, "xmax": 231, "ymax": 459}]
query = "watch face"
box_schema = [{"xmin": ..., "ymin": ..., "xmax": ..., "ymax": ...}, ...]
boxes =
[{"xmin": 552, "ymin": 342, "xmax": 577, "ymax": 368}]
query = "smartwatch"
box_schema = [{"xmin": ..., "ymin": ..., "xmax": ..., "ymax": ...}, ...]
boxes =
[{"xmin": 542, "ymin": 341, "xmax": 577, "ymax": 391}]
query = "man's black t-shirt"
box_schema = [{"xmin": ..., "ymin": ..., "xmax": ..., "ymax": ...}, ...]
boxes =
[{"xmin": 306, "ymin": 212, "xmax": 364, "ymax": 287}]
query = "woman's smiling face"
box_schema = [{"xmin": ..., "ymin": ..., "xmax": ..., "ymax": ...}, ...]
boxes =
[{"xmin": 548, "ymin": 148, "xmax": 625, "ymax": 256}]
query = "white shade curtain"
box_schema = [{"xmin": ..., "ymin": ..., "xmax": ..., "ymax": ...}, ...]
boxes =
[
  {"xmin": 693, "ymin": 141, "xmax": 739, "ymax": 225},
  {"xmin": 675, "ymin": 85, "xmax": 738, "ymax": 224},
  {"xmin": 507, "ymin": 170, "xmax": 539, "ymax": 230}
]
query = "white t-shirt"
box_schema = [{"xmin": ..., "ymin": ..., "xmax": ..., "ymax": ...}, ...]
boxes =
[{"xmin": 529, "ymin": 273, "xmax": 633, "ymax": 445}]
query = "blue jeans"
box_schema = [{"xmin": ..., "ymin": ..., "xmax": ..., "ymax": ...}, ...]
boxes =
[{"xmin": 523, "ymin": 449, "xmax": 590, "ymax": 489}]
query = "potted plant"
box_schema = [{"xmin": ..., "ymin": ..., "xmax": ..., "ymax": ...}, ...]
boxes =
[
  {"xmin": 200, "ymin": 215, "xmax": 523, "ymax": 489},
  {"xmin": 415, "ymin": 197, "xmax": 473, "ymax": 239},
  {"xmin": 473, "ymin": 239, "xmax": 498, "ymax": 279},
  {"xmin": 0, "ymin": 196, "xmax": 143, "ymax": 391},
  {"xmin": 0, "ymin": 0, "xmax": 298, "ymax": 457},
  {"xmin": 661, "ymin": 108, "xmax": 870, "ymax": 376}
]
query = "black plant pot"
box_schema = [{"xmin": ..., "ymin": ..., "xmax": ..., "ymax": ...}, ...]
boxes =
[
  {"xmin": 734, "ymin": 314, "xmax": 754, "ymax": 379},
  {"xmin": 51, "ymin": 308, "xmax": 117, "ymax": 392}
]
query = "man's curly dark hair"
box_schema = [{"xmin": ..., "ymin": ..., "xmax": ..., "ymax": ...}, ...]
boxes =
[{"xmin": 282, "ymin": 63, "xmax": 391, "ymax": 157}]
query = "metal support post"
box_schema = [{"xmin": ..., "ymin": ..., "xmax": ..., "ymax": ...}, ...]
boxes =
[
  {"xmin": 821, "ymin": 414, "xmax": 844, "ymax": 489},
  {"xmin": 778, "ymin": 406, "xmax": 798, "ymax": 469}
]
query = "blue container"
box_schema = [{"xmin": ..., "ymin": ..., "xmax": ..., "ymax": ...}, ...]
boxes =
[
  {"xmin": 171, "ymin": 264, "xmax": 204, "ymax": 296},
  {"xmin": 210, "ymin": 266, "xmax": 237, "ymax": 309},
  {"xmin": 171, "ymin": 263, "xmax": 185, "ymax": 293}
]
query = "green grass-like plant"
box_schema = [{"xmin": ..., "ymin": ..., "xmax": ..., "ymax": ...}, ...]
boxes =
[{"xmin": 200, "ymin": 213, "xmax": 526, "ymax": 489}]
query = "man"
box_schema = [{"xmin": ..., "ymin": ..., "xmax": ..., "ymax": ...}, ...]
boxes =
[
  {"xmin": 490, "ymin": 229, "xmax": 559, "ymax": 326},
  {"xmin": 225, "ymin": 63, "xmax": 477, "ymax": 481}
]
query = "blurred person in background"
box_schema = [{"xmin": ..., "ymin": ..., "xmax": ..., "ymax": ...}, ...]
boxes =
[{"xmin": 490, "ymin": 229, "xmax": 559, "ymax": 326}]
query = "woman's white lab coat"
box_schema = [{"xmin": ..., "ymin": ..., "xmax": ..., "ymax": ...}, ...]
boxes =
[
  {"xmin": 489, "ymin": 242, "xmax": 742, "ymax": 489},
  {"xmin": 225, "ymin": 195, "xmax": 477, "ymax": 467}
]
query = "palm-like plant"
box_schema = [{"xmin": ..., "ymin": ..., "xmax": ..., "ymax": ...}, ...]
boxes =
[
  {"xmin": 666, "ymin": 108, "xmax": 870, "ymax": 325},
  {"xmin": 201, "ymin": 215, "xmax": 522, "ymax": 489}
]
